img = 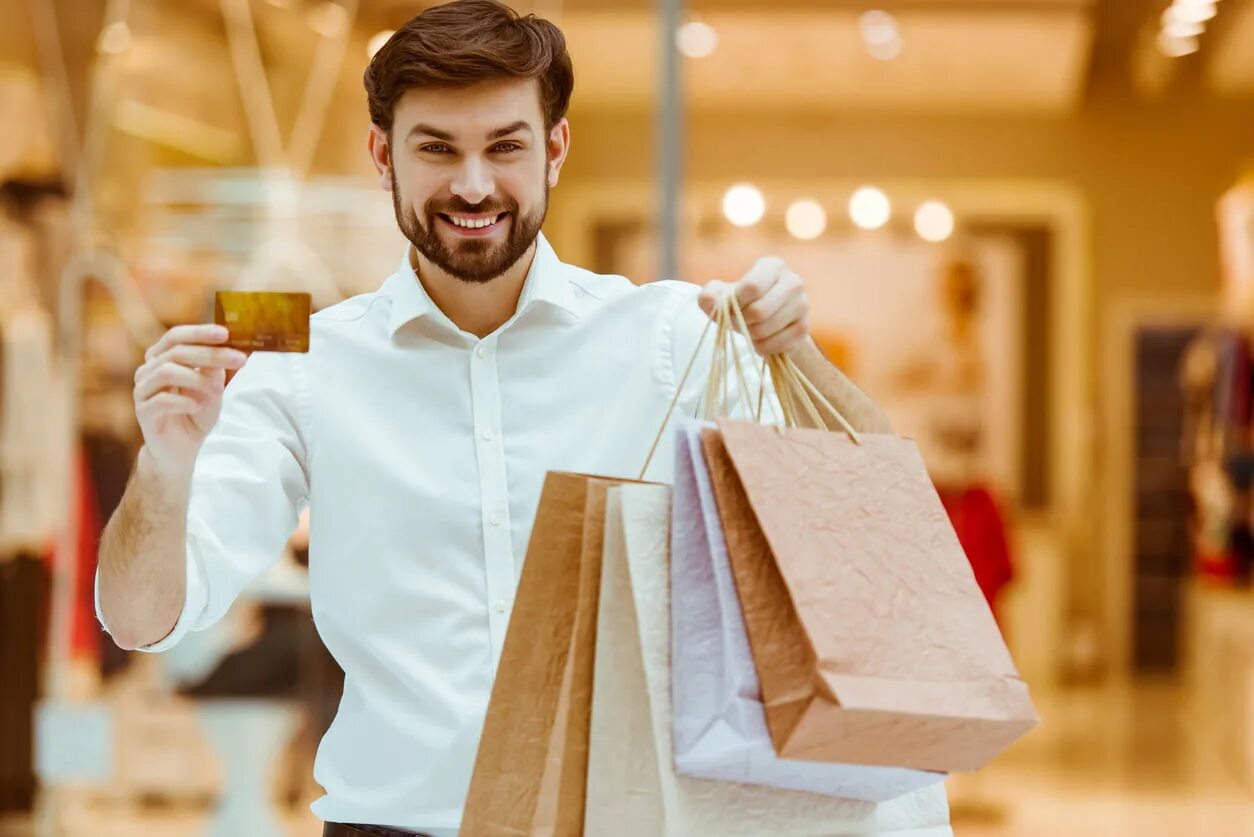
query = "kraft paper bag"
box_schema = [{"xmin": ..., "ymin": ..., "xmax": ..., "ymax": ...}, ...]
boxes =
[
  {"xmin": 462, "ymin": 472, "xmax": 624, "ymax": 837},
  {"xmin": 701, "ymin": 420, "xmax": 1038, "ymax": 774},
  {"xmin": 584, "ymin": 483, "xmax": 954, "ymax": 836},
  {"xmin": 670, "ymin": 420, "xmax": 946, "ymax": 800}
]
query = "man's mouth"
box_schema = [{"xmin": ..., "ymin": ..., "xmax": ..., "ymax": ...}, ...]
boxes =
[{"xmin": 437, "ymin": 212, "xmax": 509, "ymax": 236}]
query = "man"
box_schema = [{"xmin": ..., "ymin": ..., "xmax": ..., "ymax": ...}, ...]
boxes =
[{"xmin": 96, "ymin": 2, "xmax": 894, "ymax": 835}]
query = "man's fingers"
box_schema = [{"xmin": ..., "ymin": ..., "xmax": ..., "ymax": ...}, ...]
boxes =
[
  {"xmin": 145, "ymin": 324, "xmax": 229, "ymax": 362},
  {"xmin": 698, "ymin": 280, "xmax": 731, "ymax": 316},
  {"xmin": 136, "ymin": 391, "xmax": 202, "ymax": 419},
  {"xmin": 747, "ymin": 295, "xmax": 808, "ymax": 342},
  {"xmin": 134, "ymin": 363, "xmax": 222, "ymax": 404},
  {"xmin": 734, "ymin": 256, "xmax": 786, "ymax": 306},
  {"xmin": 755, "ymin": 320, "xmax": 810, "ymax": 356},
  {"xmin": 151, "ymin": 344, "xmax": 248, "ymax": 371}
]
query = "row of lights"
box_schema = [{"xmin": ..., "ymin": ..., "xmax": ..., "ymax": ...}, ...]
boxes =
[
  {"xmin": 721, "ymin": 185, "xmax": 956, "ymax": 243},
  {"xmin": 677, "ymin": 10, "xmax": 902, "ymax": 62},
  {"xmin": 1157, "ymin": 0, "xmax": 1223, "ymax": 58}
]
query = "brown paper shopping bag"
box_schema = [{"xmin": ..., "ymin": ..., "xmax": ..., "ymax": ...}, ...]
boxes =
[
  {"xmin": 700, "ymin": 419, "xmax": 1038, "ymax": 774},
  {"xmin": 584, "ymin": 483, "xmax": 953, "ymax": 837},
  {"xmin": 461, "ymin": 472, "xmax": 624, "ymax": 837}
]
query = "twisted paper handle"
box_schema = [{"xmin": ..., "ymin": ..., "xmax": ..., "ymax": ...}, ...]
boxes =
[{"xmin": 638, "ymin": 293, "xmax": 860, "ymax": 480}]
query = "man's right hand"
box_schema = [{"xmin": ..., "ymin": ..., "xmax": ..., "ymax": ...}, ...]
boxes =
[{"xmin": 134, "ymin": 325, "xmax": 248, "ymax": 477}]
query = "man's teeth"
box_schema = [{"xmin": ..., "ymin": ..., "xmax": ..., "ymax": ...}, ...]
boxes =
[{"xmin": 449, "ymin": 214, "xmax": 501, "ymax": 229}]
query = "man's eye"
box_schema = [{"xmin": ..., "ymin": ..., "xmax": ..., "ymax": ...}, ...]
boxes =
[
  {"xmin": 420, "ymin": 144, "xmax": 451, "ymax": 154},
  {"xmin": 492, "ymin": 143, "xmax": 522, "ymax": 153}
]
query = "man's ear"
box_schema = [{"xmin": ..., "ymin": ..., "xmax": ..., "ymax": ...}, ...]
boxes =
[
  {"xmin": 546, "ymin": 118, "xmax": 571, "ymax": 189},
  {"xmin": 368, "ymin": 124, "xmax": 392, "ymax": 191}
]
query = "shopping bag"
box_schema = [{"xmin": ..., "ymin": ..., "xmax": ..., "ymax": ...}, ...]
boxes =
[
  {"xmin": 701, "ymin": 419, "xmax": 1038, "ymax": 773},
  {"xmin": 670, "ymin": 419, "xmax": 946, "ymax": 800},
  {"xmin": 462, "ymin": 472, "xmax": 624, "ymax": 837},
  {"xmin": 584, "ymin": 483, "xmax": 954, "ymax": 836}
]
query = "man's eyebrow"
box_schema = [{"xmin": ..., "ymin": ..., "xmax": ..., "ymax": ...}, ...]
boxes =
[
  {"xmin": 487, "ymin": 121, "xmax": 533, "ymax": 140},
  {"xmin": 408, "ymin": 124, "xmax": 454, "ymax": 141}
]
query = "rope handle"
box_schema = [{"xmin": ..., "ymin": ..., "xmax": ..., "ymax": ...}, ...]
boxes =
[{"xmin": 637, "ymin": 292, "xmax": 860, "ymax": 480}]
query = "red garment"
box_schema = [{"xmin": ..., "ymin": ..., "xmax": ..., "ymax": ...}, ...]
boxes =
[
  {"xmin": 42, "ymin": 449, "xmax": 101, "ymax": 662},
  {"xmin": 937, "ymin": 485, "xmax": 1013, "ymax": 625}
]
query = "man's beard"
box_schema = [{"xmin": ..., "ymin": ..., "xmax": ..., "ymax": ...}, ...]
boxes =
[{"xmin": 391, "ymin": 169, "xmax": 547, "ymax": 284}]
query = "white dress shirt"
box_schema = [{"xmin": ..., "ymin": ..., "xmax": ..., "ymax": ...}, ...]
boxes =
[{"xmin": 96, "ymin": 234, "xmax": 737, "ymax": 834}]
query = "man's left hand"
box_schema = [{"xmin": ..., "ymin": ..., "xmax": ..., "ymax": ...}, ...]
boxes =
[{"xmin": 697, "ymin": 256, "xmax": 811, "ymax": 356}]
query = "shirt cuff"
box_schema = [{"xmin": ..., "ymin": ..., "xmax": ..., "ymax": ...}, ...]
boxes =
[{"xmin": 94, "ymin": 547, "xmax": 210, "ymax": 653}]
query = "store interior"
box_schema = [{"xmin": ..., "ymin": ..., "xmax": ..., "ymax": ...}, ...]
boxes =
[{"xmin": 1, "ymin": 0, "xmax": 1254, "ymax": 835}]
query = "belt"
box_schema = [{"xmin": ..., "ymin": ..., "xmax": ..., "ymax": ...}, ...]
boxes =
[{"xmin": 322, "ymin": 823, "xmax": 435, "ymax": 837}]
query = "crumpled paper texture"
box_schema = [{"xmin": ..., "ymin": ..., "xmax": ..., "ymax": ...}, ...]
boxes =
[
  {"xmin": 670, "ymin": 420, "xmax": 945, "ymax": 801},
  {"xmin": 463, "ymin": 472, "xmax": 622, "ymax": 836},
  {"xmin": 705, "ymin": 420, "xmax": 1038, "ymax": 773},
  {"xmin": 585, "ymin": 483, "xmax": 953, "ymax": 836}
]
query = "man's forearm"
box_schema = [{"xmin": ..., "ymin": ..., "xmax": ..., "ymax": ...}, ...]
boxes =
[
  {"xmin": 97, "ymin": 448, "xmax": 194, "ymax": 650},
  {"xmin": 787, "ymin": 337, "xmax": 894, "ymax": 434}
]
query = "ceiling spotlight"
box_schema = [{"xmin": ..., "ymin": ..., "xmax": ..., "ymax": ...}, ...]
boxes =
[
  {"xmin": 1167, "ymin": 1, "xmax": 1218, "ymax": 25},
  {"xmin": 1161, "ymin": 13, "xmax": 1205, "ymax": 38},
  {"xmin": 785, "ymin": 200, "xmax": 828, "ymax": 241},
  {"xmin": 859, "ymin": 10, "xmax": 902, "ymax": 61},
  {"xmin": 723, "ymin": 184, "xmax": 766, "ymax": 228},
  {"xmin": 914, "ymin": 200, "xmax": 955, "ymax": 243},
  {"xmin": 676, "ymin": 21, "xmax": 719, "ymax": 59},
  {"xmin": 368, "ymin": 30, "xmax": 395, "ymax": 59},
  {"xmin": 849, "ymin": 187, "xmax": 891, "ymax": 230},
  {"xmin": 1157, "ymin": 30, "xmax": 1200, "ymax": 57}
]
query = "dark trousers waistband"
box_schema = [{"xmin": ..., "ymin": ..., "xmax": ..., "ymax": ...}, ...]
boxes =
[{"xmin": 322, "ymin": 823, "xmax": 434, "ymax": 837}]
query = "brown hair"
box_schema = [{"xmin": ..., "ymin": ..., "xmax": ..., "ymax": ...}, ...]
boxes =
[{"xmin": 363, "ymin": 0, "xmax": 574, "ymax": 134}]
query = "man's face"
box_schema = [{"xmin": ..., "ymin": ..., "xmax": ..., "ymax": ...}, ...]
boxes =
[{"xmin": 374, "ymin": 79, "xmax": 568, "ymax": 283}]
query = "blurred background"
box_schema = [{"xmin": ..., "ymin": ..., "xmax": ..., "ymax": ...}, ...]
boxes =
[{"xmin": 0, "ymin": 0, "xmax": 1252, "ymax": 834}]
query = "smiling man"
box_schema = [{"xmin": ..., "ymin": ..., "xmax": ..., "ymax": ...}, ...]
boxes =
[{"xmin": 94, "ymin": 2, "xmax": 901, "ymax": 836}]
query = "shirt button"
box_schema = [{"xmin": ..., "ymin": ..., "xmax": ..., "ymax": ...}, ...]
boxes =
[
  {"xmin": 489, "ymin": 513, "xmax": 501, "ymax": 526},
  {"xmin": 476, "ymin": 346, "xmax": 487, "ymax": 359},
  {"xmin": 495, "ymin": 600, "xmax": 509, "ymax": 614},
  {"xmin": 481, "ymin": 428, "xmax": 493, "ymax": 441}
]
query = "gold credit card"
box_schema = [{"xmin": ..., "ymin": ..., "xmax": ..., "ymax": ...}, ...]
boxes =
[{"xmin": 214, "ymin": 291, "xmax": 311, "ymax": 353}]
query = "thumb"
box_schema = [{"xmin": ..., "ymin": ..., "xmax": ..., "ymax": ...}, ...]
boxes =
[{"xmin": 698, "ymin": 280, "xmax": 729, "ymax": 317}]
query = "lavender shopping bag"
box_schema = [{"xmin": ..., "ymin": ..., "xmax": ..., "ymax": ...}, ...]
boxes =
[{"xmin": 670, "ymin": 419, "xmax": 947, "ymax": 801}]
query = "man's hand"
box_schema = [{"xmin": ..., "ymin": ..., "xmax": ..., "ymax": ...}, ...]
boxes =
[
  {"xmin": 134, "ymin": 324, "xmax": 248, "ymax": 479},
  {"xmin": 697, "ymin": 256, "xmax": 811, "ymax": 356}
]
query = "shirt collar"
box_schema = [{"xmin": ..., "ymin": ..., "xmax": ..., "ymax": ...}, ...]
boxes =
[{"xmin": 385, "ymin": 233, "xmax": 576, "ymax": 338}]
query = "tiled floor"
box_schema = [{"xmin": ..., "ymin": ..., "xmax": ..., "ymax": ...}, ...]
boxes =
[{"xmin": 5, "ymin": 681, "xmax": 1253, "ymax": 836}]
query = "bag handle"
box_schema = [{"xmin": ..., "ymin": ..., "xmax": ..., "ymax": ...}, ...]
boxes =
[{"xmin": 638, "ymin": 293, "xmax": 860, "ymax": 480}]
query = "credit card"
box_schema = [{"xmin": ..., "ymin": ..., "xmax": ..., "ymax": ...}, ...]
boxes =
[{"xmin": 214, "ymin": 291, "xmax": 311, "ymax": 353}]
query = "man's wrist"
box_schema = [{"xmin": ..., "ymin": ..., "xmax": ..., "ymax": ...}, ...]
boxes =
[{"xmin": 137, "ymin": 446, "xmax": 196, "ymax": 497}]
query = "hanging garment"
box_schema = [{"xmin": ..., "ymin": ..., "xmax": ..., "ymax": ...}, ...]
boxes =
[{"xmin": 936, "ymin": 485, "xmax": 1014, "ymax": 626}]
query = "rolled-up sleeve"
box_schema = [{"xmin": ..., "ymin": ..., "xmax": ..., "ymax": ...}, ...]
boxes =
[{"xmin": 95, "ymin": 350, "xmax": 311, "ymax": 652}]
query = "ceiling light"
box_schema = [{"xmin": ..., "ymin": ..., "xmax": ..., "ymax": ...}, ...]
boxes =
[
  {"xmin": 785, "ymin": 200, "xmax": 827, "ymax": 241},
  {"xmin": 1157, "ymin": 31, "xmax": 1200, "ymax": 57},
  {"xmin": 849, "ymin": 187, "xmax": 891, "ymax": 230},
  {"xmin": 914, "ymin": 201, "xmax": 955, "ymax": 243},
  {"xmin": 859, "ymin": 10, "xmax": 902, "ymax": 61},
  {"xmin": 676, "ymin": 21, "xmax": 719, "ymax": 59},
  {"xmin": 1167, "ymin": 1, "xmax": 1218, "ymax": 25},
  {"xmin": 1161, "ymin": 13, "xmax": 1205, "ymax": 38},
  {"xmin": 723, "ymin": 184, "xmax": 766, "ymax": 228},
  {"xmin": 368, "ymin": 30, "xmax": 395, "ymax": 59}
]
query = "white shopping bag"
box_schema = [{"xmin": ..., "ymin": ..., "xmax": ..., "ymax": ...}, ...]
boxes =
[
  {"xmin": 584, "ymin": 483, "xmax": 954, "ymax": 836},
  {"xmin": 670, "ymin": 420, "xmax": 947, "ymax": 801}
]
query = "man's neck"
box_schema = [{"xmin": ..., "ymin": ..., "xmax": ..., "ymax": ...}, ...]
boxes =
[{"xmin": 412, "ymin": 241, "xmax": 538, "ymax": 338}]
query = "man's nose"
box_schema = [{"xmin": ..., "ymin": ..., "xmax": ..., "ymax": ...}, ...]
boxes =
[{"xmin": 450, "ymin": 156, "xmax": 494, "ymax": 206}]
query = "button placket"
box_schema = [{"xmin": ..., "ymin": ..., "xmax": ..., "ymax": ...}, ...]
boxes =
[{"xmin": 469, "ymin": 337, "xmax": 514, "ymax": 668}]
